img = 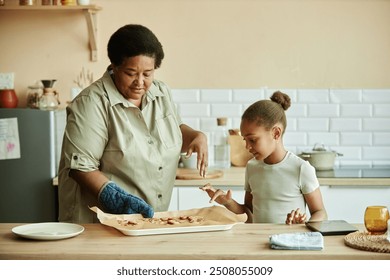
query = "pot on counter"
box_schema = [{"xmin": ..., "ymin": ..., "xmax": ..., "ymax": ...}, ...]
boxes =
[{"xmin": 298, "ymin": 143, "xmax": 343, "ymax": 170}]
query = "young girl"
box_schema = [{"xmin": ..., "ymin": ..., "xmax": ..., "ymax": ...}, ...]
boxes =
[{"xmin": 201, "ymin": 91, "xmax": 327, "ymax": 224}]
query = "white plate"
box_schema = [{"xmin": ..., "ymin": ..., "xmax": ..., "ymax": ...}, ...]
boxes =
[
  {"xmin": 12, "ymin": 222, "xmax": 84, "ymax": 240},
  {"xmin": 117, "ymin": 223, "xmax": 236, "ymax": 236}
]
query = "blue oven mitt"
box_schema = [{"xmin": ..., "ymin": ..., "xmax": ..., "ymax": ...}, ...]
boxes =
[{"xmin": 98, "ymin": 181, "xmax": 154, "ymax": 218}]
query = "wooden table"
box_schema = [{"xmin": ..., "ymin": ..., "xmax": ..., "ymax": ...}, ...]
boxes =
[
  {"xmin": 174, "ymin": 167, "xmax": 390, "ymax": 186},
  {"xmin": 0, "ymin": 223, "xmax": 388, "ymax": 260}
]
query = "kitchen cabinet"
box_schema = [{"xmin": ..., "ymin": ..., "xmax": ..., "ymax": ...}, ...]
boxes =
[
  {"xmin": 173, "ymin": 167, "xmax": 390, "ymax": 223},
  {"xmin": 174, "ymin": 186, "xmax": 245, "ymax": 211},
  {"xmin": 320, "ymin": 185, "xmax": 390, "ymax": 223},
  {"xmin": 167, "ymin": 188, "xmax": 178, "ymax": 211},
  {"xmin": 0, "ymin": 5, "xmax": 102, "ymax": 61},
  {"xmin": 173, "ymin": 184, "xmax": 390, "ymax": 223}
]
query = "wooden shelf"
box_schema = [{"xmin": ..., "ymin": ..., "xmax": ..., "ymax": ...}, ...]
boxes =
[
  {"xmin": 0, "ymin": 4, "xmax": 101, "ymax": 11},
  {"xmin": 0, "ymin": 5, "xmax": 102, "ymax": 61}
]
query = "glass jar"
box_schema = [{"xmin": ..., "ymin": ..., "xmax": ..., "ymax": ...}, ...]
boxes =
[
  {"xmin": 364, "ymin": 206, "xmax": 389, "ymax": 235},
  {"xmin": 27, "ymin": 85, "xmax": 43, "ymax": 109},
  {"xmin": 39, "ymin": 88, "xmax": 60, "ymax": 111},
  {"xmin": 213, "ymin": 117, "xmax": 231, "ymax": 168}
]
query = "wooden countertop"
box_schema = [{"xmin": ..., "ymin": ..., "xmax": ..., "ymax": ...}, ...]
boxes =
[
  {"xmin": 0, "ymin": 223, "xmax": 388, "ymax": 260},
  {"xmin": 52, "ymin": 167, "xmax": 390, "ymax": 187},
  {"xmin": 175, "ymin": 167, "xmax": 390, "ymax": 186}
]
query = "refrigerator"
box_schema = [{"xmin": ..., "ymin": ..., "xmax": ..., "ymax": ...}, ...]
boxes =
[{"xmin": 0, "ymin": 108, "xmax": 66, "ymax": 222}]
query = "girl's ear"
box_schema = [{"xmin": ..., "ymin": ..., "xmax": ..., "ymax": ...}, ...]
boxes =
[{"xmin": 272, "ymin": 125, "xmax": 282, "ymax": 140}]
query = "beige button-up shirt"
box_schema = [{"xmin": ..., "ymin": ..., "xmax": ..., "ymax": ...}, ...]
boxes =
[{"xmin": 58, "ymin": 70, "xmax": 183, "ymax": 223}]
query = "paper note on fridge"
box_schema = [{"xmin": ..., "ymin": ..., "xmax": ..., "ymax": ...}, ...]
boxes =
[{"xmin": 0, "ymin": 118, "xmax": 21, "ymax": 160}]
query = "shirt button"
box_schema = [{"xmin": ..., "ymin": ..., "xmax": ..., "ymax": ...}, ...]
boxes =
[
  {"xmin": 158, "ymin": 166, "xmax": 163, "ymax": 170},
  {"xmin": 73, "ymin": 155, "xmax": 78, "ymax": 160},
  {"xmin": 148, "ymin": 139, "xmax": 153, "ymax": 144},
  {"xmin": 158, "ymin": 194, "xmax": 163, "ymax": 199}
]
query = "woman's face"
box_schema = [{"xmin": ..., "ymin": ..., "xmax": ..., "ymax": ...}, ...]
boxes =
[
  {"xmin": 240, "ymin": 119, "xmax": 278, "ymax": 163},
  {"xmin": 112, "ymin": 55, "xmax": 155, "ymax": 104}
]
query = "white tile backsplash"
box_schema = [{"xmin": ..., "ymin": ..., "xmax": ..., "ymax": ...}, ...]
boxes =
[
  {"xmin": 286, "ymin": 104, "xmax": 307, "ymax": 117},
  {"xmin": 200, "ymin": 89, "xmax": 232, "ymax": 103},
  {"xmin": 210, "ymin": 104, "xmax": 242, "ymax": 117},
  {"xmin": 171, "ymin": 89, "xmax": 200, "ymax": 103},
  {"xmin": 285, "ymin": 118, "xmax": 297, "ymax": 131},
  {"xmin": 373, "ymin": 104, "xmax": 390, "ymax": 116},
  {"xmin": 362, "ymin": 89, "xmax": 390, "ymax": 102},
  {"xmin": 297, "ymin": 118, "xmax": 329, "ymax": 131},
  {"xmin": 297, "ymin": 89, "xmax": 330, "ymax": 103},
  {"xmin": 330, "ymin": 118, "xmax": 362, "ymax": 131},
  {"xmin": 308, "ymin": 104, "xmax": 339, "ymax": 117},
  {"xmin": 363, "ymin": 147, "xmax": 390, "ymax": 160},
  {"xmin": 336, "ymin": 147, "xmax": 362, "ymax": 160},
  {"xmin": 307, "ymin": 132, "xmax": 339, "ymax": 146},
  {"xmin": 363, "ymin": 118, "xmax": 390, "ymax": 131},
  {"xmin": 284, "ymin": 132, "xmax": 307, "ymax": 146},
  {"xmin": 373, "ymin": 133, "xmax": 390, "ymax": 146},
  {"xmin": 172, "ymin": 88, "xmax": 390, "ymax": 166},
  {"xmin": 178, "ymin": 103, "xmax": 210, "ymax": 117},
  {"xmin": 340, "ymin": 133, "xmax": 372, "ymax": 146},
  {"xmin": 330, "ymin": 89, "xmax": 362, "ymax": 103},
  {"xmin": 232, "ymin": 89, "xmax": 264, "ymax": 103},
  {"xmin": 340, "ymin": 104, "xmax": 372, "ymax": 117}
]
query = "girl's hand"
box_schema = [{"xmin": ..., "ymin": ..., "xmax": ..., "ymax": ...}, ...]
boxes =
[
  {"xmin": 199, "ymin": 183, "xmax": 233, "ymax": 206},
  {"xmin": 286, "ymin": 208, "xmax": 307, "ymax": 224}
]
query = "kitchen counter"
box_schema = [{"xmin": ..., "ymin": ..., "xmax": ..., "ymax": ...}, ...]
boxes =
[
  {"xmin": 0, "ymin": 223, "xmax": 388, "ymax": 260},
  {"xmin": 52, "ymin": 166, "xmax": 390, "ymax": 186},
  {"xmin": 175, "ymin": 166, "xmax": 390, "ymax": 186}
]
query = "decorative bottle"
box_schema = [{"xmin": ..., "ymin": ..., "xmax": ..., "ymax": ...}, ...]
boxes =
[{"xmin": 213, "ymin": 117, "xmax": 231, "ymax": 168}]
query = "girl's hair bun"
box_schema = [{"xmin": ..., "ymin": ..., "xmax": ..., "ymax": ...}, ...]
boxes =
[{"xmin": 270, "ymin": 91, "xmax": 291, "ymax": 111}]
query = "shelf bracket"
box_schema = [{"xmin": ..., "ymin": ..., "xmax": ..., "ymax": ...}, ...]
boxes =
[{"xmin": 84, "ymin": 9, "xmax": 99, "ymax": 62}]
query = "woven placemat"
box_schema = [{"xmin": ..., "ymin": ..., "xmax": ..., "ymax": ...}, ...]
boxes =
[{"xmin": 344, "ymin": 231, "xmax": 390, "ymax": 253}]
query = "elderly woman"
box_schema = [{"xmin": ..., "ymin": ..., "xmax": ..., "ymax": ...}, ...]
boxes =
[{"xmin": 58, "ymin": 24, "xmax": 208, "ymax": 223}]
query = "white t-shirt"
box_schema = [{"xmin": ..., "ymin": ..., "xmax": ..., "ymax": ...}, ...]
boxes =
[{"xmin": 244, "ymin": 151, "xmax": 319, "ymax": 223}]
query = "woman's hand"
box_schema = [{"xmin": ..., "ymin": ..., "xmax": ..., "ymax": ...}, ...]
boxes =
[
  {"xmin": 199, "ymin": 183, "xmax": 233, "ymax": 206},
  {"xmin": 285, "ymin": 208, "xmax": 307, "ymax": 224},
  {"xmin": 187, "ymin": 132, "xmax": 208, "ymax": 176},
  {"xmin": 180, "ymin": 124, "xmax": 208, "ymax": 177}
]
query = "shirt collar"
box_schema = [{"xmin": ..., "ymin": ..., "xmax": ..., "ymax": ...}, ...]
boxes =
[{"xmin": 102, "ymin": 68, "xmax": 164, "ymax": 108}]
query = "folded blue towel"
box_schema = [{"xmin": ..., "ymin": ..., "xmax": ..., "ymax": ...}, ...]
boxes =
[{"xmin": 269, "ymin": 232, "xmax": 324, "ymax": 250}]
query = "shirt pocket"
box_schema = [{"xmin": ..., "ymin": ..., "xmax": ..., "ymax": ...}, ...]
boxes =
[{"xmin": 156, "ymin": 114, "xmax": 182, "ymax": 149}]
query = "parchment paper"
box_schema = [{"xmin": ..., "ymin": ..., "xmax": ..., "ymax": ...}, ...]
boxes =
[{"xmin": 90, "ymin": 206, "xmax": 247, "ymax": 234}]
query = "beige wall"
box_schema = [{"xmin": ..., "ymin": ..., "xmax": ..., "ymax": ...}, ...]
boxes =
[{"xmin": 1, "ymin": 0, "xmax": 389, "ymax": 106}]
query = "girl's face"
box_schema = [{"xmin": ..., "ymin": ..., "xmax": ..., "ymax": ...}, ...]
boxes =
[
  {"xmin": 112, "ymin": 55, "xmax": 155, "ymax": 104},
  {"xmin": 240, "ymin": 119, "xmax": 280, "ymax": 164}
]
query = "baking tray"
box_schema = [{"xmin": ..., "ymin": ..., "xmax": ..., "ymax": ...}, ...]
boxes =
[
  {"xmin": 90, "ymin": 206, "xmax": 247, "ymax": 236},
  {"xmin": 117, "ymin": 223, "xmax": 236, "ymax": 236}
]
